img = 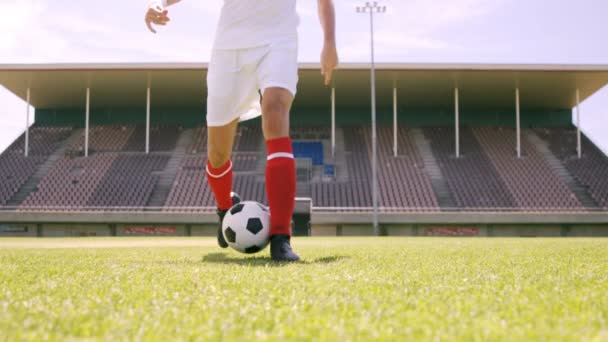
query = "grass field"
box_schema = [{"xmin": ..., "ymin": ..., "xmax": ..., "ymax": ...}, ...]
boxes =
[{"xmin": 0, "ymin": 237, "xmax": 607, "ymax": 341}]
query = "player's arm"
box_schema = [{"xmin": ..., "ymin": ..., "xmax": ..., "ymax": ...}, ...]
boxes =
[
  {"xmin": 145, "ymin": 0, "xmax": 183, "ymax": 34},
  {"xmin": 318, "ymin": 0, "xmax": 339, "ymax": 86}
]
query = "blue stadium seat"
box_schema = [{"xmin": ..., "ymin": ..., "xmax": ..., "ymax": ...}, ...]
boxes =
[{"xmin": 292, "ymin": 141, "xmax": 323, "ymax": 165}]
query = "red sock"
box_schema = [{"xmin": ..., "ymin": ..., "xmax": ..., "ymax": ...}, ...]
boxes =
[
  {"xmin": 206, "ymin": 160, "xmax": 233, "ymax": 210},
  {"xmin": 266, "ymin": 137, "xmax": 296, "ymax": 236}
]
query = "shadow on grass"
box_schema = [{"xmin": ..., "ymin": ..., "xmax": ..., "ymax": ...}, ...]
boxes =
[{"xmin": 202, "ymin": 253, "xmax": 349, "ymax": 267}]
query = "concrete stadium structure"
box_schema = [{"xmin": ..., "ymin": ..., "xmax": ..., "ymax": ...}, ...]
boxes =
[{"xmin": 1, "ymin": 63, "xmax": 608, "ymax": 237}]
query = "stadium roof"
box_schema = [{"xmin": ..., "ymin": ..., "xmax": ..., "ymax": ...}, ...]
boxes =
[{"xmin": 1, "ymin": 63, "xmax": 608, "ymax": 110}]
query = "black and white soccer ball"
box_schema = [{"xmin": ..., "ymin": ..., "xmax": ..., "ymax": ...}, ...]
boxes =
[{"xmin": 222, "ymin": 201, "xmax": 270, "ymax": 254}]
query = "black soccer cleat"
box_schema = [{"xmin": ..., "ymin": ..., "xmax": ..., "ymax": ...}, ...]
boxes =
[
  {"xmin": 217, "ymin": 192, "xmax": 241, "ymax": 248},
  {"xmin": 270, "ymin": 234, "xmax": 300, "ymax": 262}
]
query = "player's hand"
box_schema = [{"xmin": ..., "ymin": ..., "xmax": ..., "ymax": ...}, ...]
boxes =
[
  {"xmin": 145, "ymin": 2, "xmax": 170, "ymax": 34},
  {"xmin": 321, "ymin": 42, "xmax": 339, "ymax": 86}
]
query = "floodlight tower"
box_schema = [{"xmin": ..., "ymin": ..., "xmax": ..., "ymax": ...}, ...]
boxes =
[{"xmin": 356, "ymin": 1, "xmax": 386, "ymax": 235}]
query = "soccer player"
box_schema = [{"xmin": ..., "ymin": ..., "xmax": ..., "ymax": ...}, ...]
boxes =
[{"xmin": 145, "ymin": 0, "xmax": 338, "ymax": 261}]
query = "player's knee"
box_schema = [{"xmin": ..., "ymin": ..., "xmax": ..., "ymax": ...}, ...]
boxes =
[
  {"xmin": 262, "ymin": 97, "xmax": 290, "ymax": 120},
  {"xmin": 207, "ymin": 149, "xmax": 231, "ymax": 168},
  {"xmin": 262, "ymin": 96, "xmax": 291, "ymax": 139}
]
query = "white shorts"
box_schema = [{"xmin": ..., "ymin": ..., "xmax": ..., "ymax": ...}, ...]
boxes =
[{"xmin": 206, "ymin": 40, "xmax": 299, "ymax": 127}]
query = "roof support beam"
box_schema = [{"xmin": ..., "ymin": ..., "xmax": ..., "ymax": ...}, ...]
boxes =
[
  {"xmin": 455, "ymin": 87, "xmax": 460, "ymax": 158},
  {"xmin": 331, "ymin": 87, "xmax": 335, "ymax": 157},
  {"xmin": 576, "ymin": 88, "xmax": 581, "ymax": 159},
  {"xmin": 146, "ymin": 87, "xmax": 151, "ymax": 154},
  {"xmin": 393, "ymin": 87, "xmax": 398, "ymax": 157},
  {"xmin": 24, "ymin": 88, "xmax": 30, "ymax": 157},
  {"xmin": 85, "ymin": 87, "xmax": 90, "ymax": 158},
  {"xmin": 516, "ymin": 88, "xmax": 521, "ymax": 158}
]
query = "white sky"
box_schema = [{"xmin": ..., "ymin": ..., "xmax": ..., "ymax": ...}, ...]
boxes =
[{"xmin": 1, "ymin": 0, "xmax": 607, "ymax": 153}]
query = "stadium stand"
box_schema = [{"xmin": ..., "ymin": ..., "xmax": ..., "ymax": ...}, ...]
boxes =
[
  {"xmin": 9, "ymin": 126, "xmax": 73, "ymax": 156},
  {"xmin": 235, "ymin": 124, "xmax": 263, "ymax": 152},
  {"xmin": 187, "ymin": 126, "xmax": 208, "ymax": 154},
  {"xmin": 124, "ymin": 125, "xmax": 181, "ymax": 152},
  {"xmin": 536, "ymin": 128, "xmax": 608, "ymax": 208},
  {"xmin": 424, "ymin": 127, "xmax": 517, "ymax": 210},
  {"xmin": 0, "ymin": 123, "xmax": 605, "ymax": 213},
  {"xmin": 377, "ymin": 127, "xmax": 439, "ymax": 211},
  {"xmin": 165, "ymin": 155, "xmax": 214, "ymax": 210},
  {"xmin": 68, "ymin": 125, "xmax": 180, "ymax": 153},
  {"xmin": 21, "ymin": 154, "xmax": 118, "ymax": 209},
  {"xmin": 291, "ymin": 126, "xmax": 331, "ymax": 140},
  {"xmin": 20, "ymin": 153, "xmax": 168, "ymax": 210},
  {"xmin": 0, "ymin": 153, "xmax": 44, "ymax": 206},
  {"xmin": 86, "ymin": 154, "xmax": 169, "ymax": 209},
  {"xmin": 0, "ymin": 126, "xmax": 73, "ymax": 206},
  {"xmin": 69, "ymin": 125, "xmax": 134, "ymax": 152},
  {"xmin": 311, "ymin": 126, "xmax": 372, "ymax": 208},
  {"xmin": 312, "ymin": 126, "xmax": 438, "ymax": 211},
  {"xmin": 187, "ymin": 124, "xmax": 262, "ymax": 154},
  {"xmin": 473, "ymin": 127, "xmax": 582, "ymax": 211},
  {"xmin": 232, "ymin": 153, "xmax": 261, "ymax": 172}
]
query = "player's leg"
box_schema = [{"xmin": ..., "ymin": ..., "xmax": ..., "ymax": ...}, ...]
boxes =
[
  {"xmin": 207, "ymin": 117, "xmax": 239, "ymax": 211},
  {"xmin": 206, "ymin": 46, "xmax": 252, "ymax": 248},
  {"xmin": 261, "ymin": 87, "xmax": 299, "ymax": 262},
  {"xmin": 207, "ymin": 118, "xmax": 241, "ymax": 248}
]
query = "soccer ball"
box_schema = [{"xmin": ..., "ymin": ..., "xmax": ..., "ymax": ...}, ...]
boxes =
[{"xmin": 222, "ymin": 201, "xmax": 270, "ymax": 254}]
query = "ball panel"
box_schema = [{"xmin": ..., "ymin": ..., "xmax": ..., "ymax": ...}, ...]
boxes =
[
  {"xmin": 246, "ymin": 218, "xmax": 264, "ymax": 235},
  {"xmin": 244, "ymin": 245, "xmax": 262, "ymax": 254},
  {"xmin": 230, "ymin": 203, "xmax": 245, "ymax": 215},
  {"xmin": 224, "ymin": 226, "xmax": 236, "ymax": 243}
]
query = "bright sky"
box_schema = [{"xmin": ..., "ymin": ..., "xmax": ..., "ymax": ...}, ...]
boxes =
[{"xmin": 1, "ymin": 0, "xmax": 607, "ymax": 153}]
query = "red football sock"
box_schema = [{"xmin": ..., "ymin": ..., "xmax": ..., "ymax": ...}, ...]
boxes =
[
  {"xmin": 206, "ymin": 160, "xmax": 233, "ymax": 211},
  {"xmin": 266, "ymin": 137, "xmax": 296, "ymax": 236}
]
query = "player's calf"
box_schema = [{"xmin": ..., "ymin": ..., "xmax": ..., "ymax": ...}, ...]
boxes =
[{"xmin": 207, "ymin": 158, "xmax": 238, "ymax": 248}]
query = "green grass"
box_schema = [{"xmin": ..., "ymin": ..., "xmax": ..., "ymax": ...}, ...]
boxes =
[{"xmin": 0, "ymin": 237, "xmax": 607, "ymax": 341}]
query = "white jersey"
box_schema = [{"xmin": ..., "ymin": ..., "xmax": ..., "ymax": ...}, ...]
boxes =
[{"xmin": 213, "ymin": 0, "xmax": 299, "ymax": 50}]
